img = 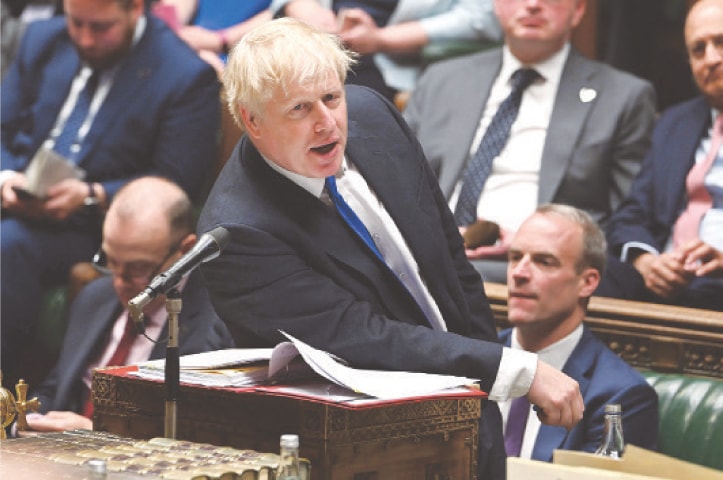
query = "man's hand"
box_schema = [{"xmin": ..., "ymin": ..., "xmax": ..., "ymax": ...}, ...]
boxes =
[
  {"xmin": 19, "ymin": 411, "xmax": 92, "ymax": 435},
  {"xmin": 0, "ymin": 172, "xmax": 46, "ymax": 220},
  {"xmin": 676, "ymin": 239, "xmax": 723, "ymax": 278},
  {"xmin": 526, "ymin": 360, "xmax": 584, "ymax": 430},
  {"xmin": 338, "ymin": 8, "xmax": 380, "ymax": 55},
  {"xmin": 464, "ymin": 225, "xmax": 513, "ymax": 260},
  {"xmin": 285, "ymin": 0, "xmax": 338, "ymax": 33},
  {"xmin": 43, "ymin": 178, "xmax": 89, "ymax": 221},
  {"xmin": 632, "ymin": 251, "xmax": 693, "ymax": 299}
]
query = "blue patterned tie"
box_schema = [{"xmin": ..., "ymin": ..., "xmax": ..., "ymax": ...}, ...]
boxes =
[
  {"xmin": 454, "ymin": 68, "xmax": 540, "ymax": 226},
  {"xmin": 325, "ymin": 175, "xmax": 384, "ymax": 261},
  {"xmin": 504, "ymin": 395, "xmax": 531, "ymax": 457},
  {"xmin": 53, "ymin": 69, "xmax": 100, "ymax": 161}
]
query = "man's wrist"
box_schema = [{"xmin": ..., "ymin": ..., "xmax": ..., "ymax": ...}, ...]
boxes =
[
  {"xmin": 83, "ymin": 182, "xmax": 100, "ymax": 207},
  {"xmin": 218, "ymin": 29, "xmax": 230, "ymax": 55}
]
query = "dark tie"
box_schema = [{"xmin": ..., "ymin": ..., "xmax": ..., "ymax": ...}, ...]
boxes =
[
  {"xmin": 53, "ymin": 69, "xmax": 100, "ymax": 161},
  {"xmin": 83, "ymin": 313, "xmax": 137, "ymax": 418},
  {"xmin": 454, "ymin": 68, "xmax": 540, "ymax": 226},
  {"xmin": 504, "ymin": 395, "xmax": 531, "ymax": 457},
  {"xmin": 672, "ymin": 114, "xmax": 723, "ymax": 248},
  {"xmin": 325, "ymin": 175, "xmax": 384, "ymax": 261}
]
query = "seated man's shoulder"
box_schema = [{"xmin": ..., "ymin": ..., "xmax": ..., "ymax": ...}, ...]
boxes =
[{"xmin": 422, "ymin": 47, "xmax": 501, "ymax": 83}]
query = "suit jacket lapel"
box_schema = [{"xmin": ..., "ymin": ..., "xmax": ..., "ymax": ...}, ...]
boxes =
[
  {"xmin": 78, "ymin": 21, "xmax": 157, "ymax": 168},
  {"xmin": 345, "ymin": 124, "xmax": 468, "ymax": 330},
  {"xmin": 54, "ymin": 279, "xmax": 121, "ymax": 409},
  {"xmin": 539, "ymin": 50, "xmax": 597, "ymax": 203},
  {"xmin": 663, "ymin": 98, "xmax": 711, "ymax": 220},
  {"xmin": 35, "ymin": 45, "xmax": 80, "ymax": 147},
  {"xmin": 532, "ymin": 327, "xmax": 596, "ymax": 461}
]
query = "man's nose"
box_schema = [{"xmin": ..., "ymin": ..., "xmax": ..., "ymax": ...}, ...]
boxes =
[{"xmin": 314, "ymin": 105, "xmax": 335, "ymax": 133}]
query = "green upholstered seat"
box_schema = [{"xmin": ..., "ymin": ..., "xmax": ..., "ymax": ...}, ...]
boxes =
[{"xmin": 643, "ymin": 371, "xmax": 723, "ymax": 471}]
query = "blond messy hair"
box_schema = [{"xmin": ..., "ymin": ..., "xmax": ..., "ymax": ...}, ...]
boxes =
[{"xmin": 222, "ymin": 18, "xmax": 357, "ymax": 128}]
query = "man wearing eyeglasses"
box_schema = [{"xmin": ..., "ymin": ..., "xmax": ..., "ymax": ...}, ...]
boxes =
[{"xmin": 18, "ymin": 176, "xmax": 234, "ymax": 434}]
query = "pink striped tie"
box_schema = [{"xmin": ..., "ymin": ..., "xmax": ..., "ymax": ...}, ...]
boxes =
[{"xmin": 673, "ymin": 114, "xmax": 723, "ymax": 248}]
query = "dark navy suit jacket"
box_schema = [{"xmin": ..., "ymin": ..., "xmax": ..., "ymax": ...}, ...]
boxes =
[
  {"xmin": 33, "ymin": 271, "xmax": 234, "ymax": 414},
  {"xmin": 499, "ymin": 326, "xmax": 658, "ymax": 461},
  {"xmin": 198, "ymin": 85, "xmax": 507, "ymax": 478}
]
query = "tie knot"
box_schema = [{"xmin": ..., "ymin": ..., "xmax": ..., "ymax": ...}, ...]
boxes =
[
  {"xmin": 715, "ymin": 114, "xmax": 723, "ymax": 134},
  {"xmin": 510, "ymin": 68, "xmax": 539, "ymax": 93},
  {"xmin": 325, "ymin": 175, "xmax": 339, "ymax": 195}
]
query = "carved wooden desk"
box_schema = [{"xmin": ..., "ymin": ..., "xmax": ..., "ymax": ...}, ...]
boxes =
[{"xmin": 92, "ymin": 367, "xmax": 484, "ymax": 480}]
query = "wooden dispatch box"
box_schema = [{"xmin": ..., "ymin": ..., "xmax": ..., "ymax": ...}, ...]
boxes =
[{"xmin": 92, "ymin": 366, "xmax": 484, "ymax": 480}]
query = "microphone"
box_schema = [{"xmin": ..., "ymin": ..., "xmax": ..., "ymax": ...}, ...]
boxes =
[{"xmin": 128, "ymin": 226, "xmax": 230, "ymax": 334}]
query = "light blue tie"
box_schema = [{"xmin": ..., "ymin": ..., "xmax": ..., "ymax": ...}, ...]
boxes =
[
  {"xmin": 325, "ymin": 175, "xmax": 383, "ymax": 261},
  {"xmin": 454, "ymin": 68, "xmax": 540, "ymax": 226},
  {"xmin": 53, "ymin": 69, "xmax": 99, "ymax": 162}
]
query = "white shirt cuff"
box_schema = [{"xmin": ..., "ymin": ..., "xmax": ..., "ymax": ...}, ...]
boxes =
[
  {"xmin": 620, "ymin": 242, "xmax": 659, "ymax": 262},
  {"xmin": 487, "ymin": 346, "xmax": 537, "ymax": 402}
]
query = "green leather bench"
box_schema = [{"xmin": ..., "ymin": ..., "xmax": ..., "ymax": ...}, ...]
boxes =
[{"xmin": 643, "ymin": 371, "xmax": 723, "ymax": 471}]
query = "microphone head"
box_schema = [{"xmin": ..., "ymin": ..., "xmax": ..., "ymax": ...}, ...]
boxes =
[{"xmin": 206, "ymin": 226, "xmax": 230, "ymax": 250}]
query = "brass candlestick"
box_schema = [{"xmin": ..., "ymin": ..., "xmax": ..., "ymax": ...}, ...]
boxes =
[{"xmin": 0, "ymin": 371, "xmax": 41, "ymax": 439}]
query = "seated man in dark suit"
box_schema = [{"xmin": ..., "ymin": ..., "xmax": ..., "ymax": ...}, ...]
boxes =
[
  {"xmin": 597, "ymin": 0, "xmax": 723, "ymax": 311},
  {"xmin": 499, "ymin": 204, "xmax": 658, "ymax": 462},
  {"xmin": 19, "ymin": 176, "xmax": 234, "ymax": 434},
  {"xmin": 0, "ymin": 0, "xmax": 221, "ymax": 390},
  {"xmin": 198, "ymin": 18, "xmax": 584, "ymax": 480}
]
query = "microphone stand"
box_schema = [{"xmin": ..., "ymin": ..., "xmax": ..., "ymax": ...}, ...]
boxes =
[{"xmin": 164, "ymin": 288, "xmax": 181, "ymax": 439}]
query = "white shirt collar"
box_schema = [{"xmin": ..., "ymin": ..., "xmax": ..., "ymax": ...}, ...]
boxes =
[
  {"xmin": 261, "ymin": 154, "xmax": 349, "ymax": 199},
  {"xmin": 511, "ymin": 323, "xmax": 583, "ymax": 371},
  {"xmin": 500, "ymin": 42, "xmax": 570, "ymax": 87}
]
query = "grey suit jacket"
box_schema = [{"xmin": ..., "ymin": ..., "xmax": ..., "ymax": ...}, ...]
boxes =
[{"xmin": 404, "ymin": 47, "xmax": 656, "ymax": 228}]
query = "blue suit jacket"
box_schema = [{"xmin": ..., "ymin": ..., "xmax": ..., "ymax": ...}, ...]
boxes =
[
  {"xmin": 603, "ymin": 96, "xmax": 723, "ymax": 307},
  {"xmin": 1, "ymin": 15, "xmax": 220, "ymax": 203},
  {"xmin": 198, "ymin": 85, "xmax": 507, "ymax": 478},
  {"xmin": 499, "ymin": 326, "xmax": 658, "ymax": 461},
  {"xmin": 33, "ymin": 271, "xmax": 235, "ymax": 414}
]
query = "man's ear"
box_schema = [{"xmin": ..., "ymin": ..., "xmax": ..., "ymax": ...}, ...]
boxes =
[
  {"xmin": 240, "ymin": 108, "xmax": 260, "ymax": 138},
  {"xmin": 579, "ymin": 267, "xmax": 600, "ymax": 298},
  {"xmin": 179, "ymin": 233, "xmax": 198, "ymax": 255}
]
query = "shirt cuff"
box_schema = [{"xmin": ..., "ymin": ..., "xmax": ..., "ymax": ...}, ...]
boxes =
[
  {"xmin": 0, "ymin": 170, "xmax": 19, "ymax": 191},
  {"xmin": 487, "ymin": 346, "xmax": 537, "ymax": 402},
  {"xmin": 620, "ymin": 242, "xmax": 659, "ymax": 262}
]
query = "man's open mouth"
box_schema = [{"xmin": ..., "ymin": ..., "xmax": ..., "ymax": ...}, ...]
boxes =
[{"xmin": 311, "ymin": 142, "xmax": 337, "ymax": 154}]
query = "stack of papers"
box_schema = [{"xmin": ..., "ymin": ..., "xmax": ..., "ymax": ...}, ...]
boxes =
[{"xmin": 133, "ymin": 332, "xmax": 482, "ymax": 402}]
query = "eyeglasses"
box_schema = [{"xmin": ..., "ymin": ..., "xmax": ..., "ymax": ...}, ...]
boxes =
[
  {"xmin": 687, "ymin": 35, "xmax": 723, "ymax": 61},
  {"xmin": 93, "ymin": 242, "xmax": 180, "ymax": 283}
]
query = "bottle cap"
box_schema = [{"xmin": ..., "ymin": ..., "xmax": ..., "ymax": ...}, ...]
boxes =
[
  {"xmin": 280, "ymin": 434, "xmax": 299, "ymax": 449},
  {"xmin": 605, "ymin": 404, "xmax": 622, "ymax": 414}
]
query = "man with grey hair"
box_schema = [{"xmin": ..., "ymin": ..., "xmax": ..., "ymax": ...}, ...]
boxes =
[
  {"xmin": 499, "ymin": 204, "xmax": 658, "ymax": 461},
  {"xmin": 200, "ymin": 19, "xmax": 585, "ymax": 479}
]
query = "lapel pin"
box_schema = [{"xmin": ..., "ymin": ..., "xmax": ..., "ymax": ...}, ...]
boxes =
[{"xmin": 579, "ymin": 87, "xmax": 597, "ymax": 103}]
